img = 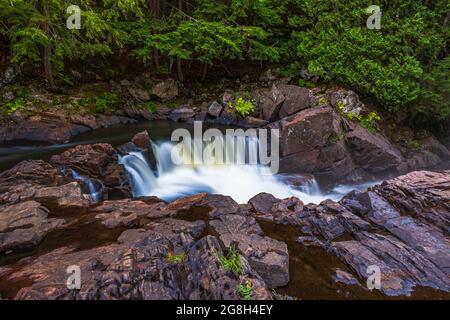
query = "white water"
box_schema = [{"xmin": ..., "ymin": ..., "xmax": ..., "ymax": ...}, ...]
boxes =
[
  {"xmin": 119, "ymin": 138, "xmax": 376, "ymax": 204},
  {"xmin": 71, "ymin": 169, "xmax": 101, "ymax": 202}
]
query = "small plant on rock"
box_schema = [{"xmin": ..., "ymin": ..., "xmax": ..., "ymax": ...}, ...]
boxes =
[
  {"xmin": 237, "ymin": 279, "xmax": 253, "ymax": 300},
  {"xmin": 219, "ymin": 245, "xmax": 244, "ymax": 274},
  {"xmin": 233, "ymin": 97, "xmax": 255, "ymax": 118},
  {"xmin": 166, "ymin": 252, "xmax": 187, "ymax": 263}
]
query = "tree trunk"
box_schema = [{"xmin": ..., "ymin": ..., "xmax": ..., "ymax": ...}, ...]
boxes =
[
  {"xmin": 201, "ymin": 62, "xmax": 208, "ymax": 81},
  {"xmin": 176, "ymin": 0, "xmax": 184, "ymax": 81},
  {"xmin": 42, "ymin": 3, "xmax": 57, "ymax": 91}
]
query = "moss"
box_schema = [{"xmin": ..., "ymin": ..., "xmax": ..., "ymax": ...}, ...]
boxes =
[{"xmin": 166, "ymin": 252, "xmax": 187, "ymax": 263}]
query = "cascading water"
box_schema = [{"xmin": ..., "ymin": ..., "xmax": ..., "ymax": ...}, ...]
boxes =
[
  {"xmin": 71, "ymin": 169, "xmax": 101, "ymax": 202},
  {"xmin": 119, "ymin": 136, "xmax": 363, "ymax": 204}
]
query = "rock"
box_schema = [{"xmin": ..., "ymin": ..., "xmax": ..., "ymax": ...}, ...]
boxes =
[
  {"xmin": 345, "ymin": 125, "xmax": 405, "ymax": 174},
  {"xmin": 270, "ymin": 197, "xmax": 304, "ymax": 225},
  {"xmin": 169, "ymin": 107, "xmax": 195, "ymax": 122},
  {"xmin": 207, "ymin": 101, "xmax": 223, "ymax": 118},
  {"xmin": 278, "ymin": 85, "xmax": 317, "ymax": 118},
  {"xmin": 239, "ymin": 116, "xmax": 269, "ymax": 128},
  {"xmin": 131, "ymin": 130, "xmax": 157, "ymax": 170},
  {"xmin": 152, "ymin": 79, "xmax": 178, "ymax": 102},
  {"xmin": 330, "ymin": 231, "xmax": 450, "ymax": 296},
  {"xmin": 51, "ymin": 143, "xmax": 115, "ymax": 178},
  {"xmin": 93, "ymin": 199, "xmax": 169, "ymax": 228},
  {"xmin": 248, "ymin": 193, "xmax": 281, "ymax": 216},
  {"xmin": 200, "ymin": 194, "xmax": 240, "ymax": 219},
  {"xmin": 0, "ymin": 160, "xmax": 62, "ymax": 189},
  {"xmin": 259, "ymin": 84, "xmax": 285, "ymax": 121},
  {"xmin": 127, "ymin": 86, "xmax": 151, "ymax": 102},
  {"xmin": 0, "ymin": 201, "xmax": 65, "ymax": 252},
  {"xmin": 2, "ymin": 232, "xmax": 272, "ymax": 300},
  {"xmin": 0, "ymin": 118, "xmax": 90, "ymax": 145},
  {"xmin": 2, "ymin": 65, "xmax": 17, "ymax": 85},
  {"xmin": 259, "ymin": 68, "xmax": 278, "ymax": 82},
  {"xmin": 278, "ymin": 107, "xmax": 357, "ymax": 184},
  {"xmin": 210, "ymin": 214, "xmax": 289, "ymax": 288},
  {"xmin": 33, "ymin": 182, "xmax": 90, "ymax": 209},
  {"xmin": 333, "ymin": 269, "xmax": 360, "ymax": 286},
  {"xmin": 329, "ymin": 90, "xmax": 367, "ymax": 117}
]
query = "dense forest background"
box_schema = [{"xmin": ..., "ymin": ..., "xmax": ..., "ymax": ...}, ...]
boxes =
[{"xmin": 0, "ymin": 0, "xmax": 448, "ymax": 126}]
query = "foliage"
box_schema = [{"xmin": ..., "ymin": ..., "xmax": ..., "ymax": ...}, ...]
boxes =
[
  {"xmin": 166, "ymin": 252, "xmax": 187, "ymax": 264},
  {"xmin": 0, "ymin": 0, "xmax": 447, "ymax": 123},
  {"xmin": 1, "ymin": 98, "xmax": 25, "ymax": 115},
  {"xmin": 237, "ymin": 279, "xmax": 253, "ymax": 300},
  {"xmin": 336, "ymin": 102, "xmax": 381, "ymax": 134},
  {"xmin": 233, "ymin": 97, "xmax": 255, "ymax": 117},
  {"xmin": 145, "ymin": 101, "xmax": 157, "ymax": 113},
  {"xmin": 219, "ymin": 245, "xmax": 244, "ymax": 274},
  {"xmin": 91, "ymin": 92, "xmax": 120, "ymax": 113}
]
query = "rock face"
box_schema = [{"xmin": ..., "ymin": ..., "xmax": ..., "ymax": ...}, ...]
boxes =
[
  {"xmin": 246, "ymin": 170, "xmax": 450, "ymax": 297},
  {"xmin": 0, "ymin": 201, "xmax": 65, "ymax": 252},
  {"xmin": 152, "ymin": 79, "xmax": 178, "ymax": 102},
  {"xmin": 259, "ymin": 85, "xmax": 285, "ymax": 121},
  {"xmin": 169, "ymin": 107, "xmax": 195, "ymax": 122}
]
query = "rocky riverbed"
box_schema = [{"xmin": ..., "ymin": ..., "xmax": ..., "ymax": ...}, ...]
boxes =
[{"xmin": 0, "ymin": 129, "xmax": 448, "ymax": 300}]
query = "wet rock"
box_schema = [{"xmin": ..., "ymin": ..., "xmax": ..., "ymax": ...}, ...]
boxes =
[
  {"xmin": 50, "ymin": 143, "xmax": 115, "ymax": 178},
  {"xmin": 4, "ymin": 233, "xmax": 271, "ymax": 300},
  {"xmin": 152, "ymin": 79, "xmax": 178, "ymax": 102},
  {"xmin": 0, "ymin": 201, "xmax": 65, "ymax": 252},
  {"xmin": 210, "ymin": 214, "xmax": 289, "ymax": 288},
  {"xmin": 239, "ymin": 116, "xmax": 269, "ymax": 128},
  {"xmin": 248, "ymin": 193, "xmax": 281, "ymax": 217},
  {"xmin": 131, "ymin": 130, "xmax": 157, "ymax": 170},
  {"xmin": 207, "ymin": 101, "xmax": 223, "ymax": 118},
  {"xmin": 330, "ymin": 231, "xmax": 450, "ymax": 296},
  {"xmin": 278, "ymin": 85, "xmax": 317, "ymax": 118},
  {"xmin": 169, "ymin": 107, "xmax": 195, "ymax": 122}
]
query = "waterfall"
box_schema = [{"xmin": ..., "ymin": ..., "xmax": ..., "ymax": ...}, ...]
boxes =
[
  {"xmin": 118, "ymin": 151, "xmax": 157, "ymax": 197},
  {"xmin": 71, "ymin": 170, "xmax": 101, "ymax": 202},
  {"xmin": 119, "ymin": 136, "xmax": 337, "ymax": 204}
]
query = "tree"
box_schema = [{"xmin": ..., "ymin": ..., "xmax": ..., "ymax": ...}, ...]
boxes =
[{"xmin": 0, "ymin": 0, "xmax": 123, "ymax": 90}]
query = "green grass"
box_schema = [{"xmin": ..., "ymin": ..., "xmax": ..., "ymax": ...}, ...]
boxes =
[{"xmin": 219, "ymin": 245, "xmax": 244, "ymax": 274}]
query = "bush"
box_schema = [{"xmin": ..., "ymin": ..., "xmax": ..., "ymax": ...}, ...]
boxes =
[
  {"xmin": 233, "ymin": 97, "xmax": 255, "ymax": 118},
  {"xmin": 92, "ymin": 92, "xmax": 120, "ymax": 113},
  {"xmin": 166, "ymin": 252, "xmax": 187, "ymax": 264}
]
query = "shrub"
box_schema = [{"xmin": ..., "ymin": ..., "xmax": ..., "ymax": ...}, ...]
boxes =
[
  {"xmin": 92, "ymin": 92, "xmax": 120, "ymax": 113},
  {"xmin": 233, "ymin": 97, "xmax": 255, "ymax": 118}
]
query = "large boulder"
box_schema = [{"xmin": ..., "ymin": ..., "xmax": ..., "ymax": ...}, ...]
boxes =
[
  {"xmin": 0, "ymin": 201, "xmax": 65, "ymax": 252},
  {"xmin": 207, "ymin": 101, "xmax": 223, "ymax": 118},
  {"xmin": 210, "ymin": 214, "xmax": 289, "ymax": 288},
  {"xmin": 345, "ymin": 125, "xmax": 405, "ymax": 174},
  {"xmin": 131, "ymin": 130, "xmax": 157, "ymax": 170}
]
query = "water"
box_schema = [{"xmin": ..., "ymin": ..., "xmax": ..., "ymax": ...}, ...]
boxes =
[
  {"xmin": 119, "ymin": 136, "xmax": 368, "ymax": 204},
  {"xmin": 71, "ymin": 169, "xmax": 101, "ymax": 202}
]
